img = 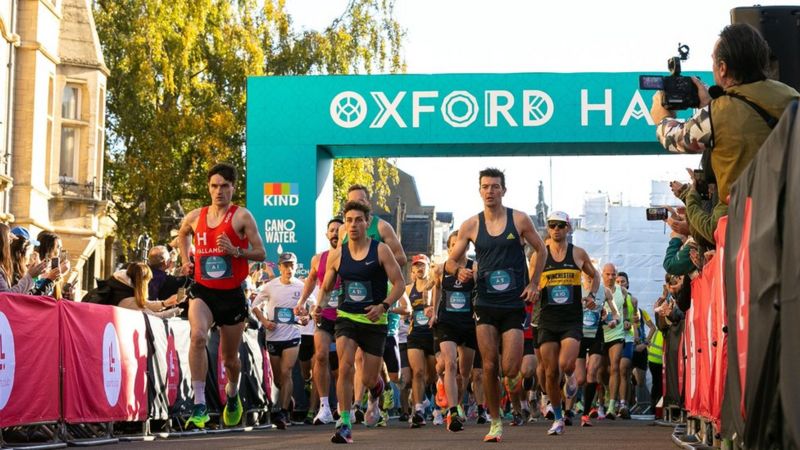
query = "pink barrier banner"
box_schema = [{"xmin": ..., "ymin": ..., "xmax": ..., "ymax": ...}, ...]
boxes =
[
  {"xmin": 710, "ymin": 218, "xmax": 728, "ymax": 428},
  {"xmin": 61, "ymin": 302, "xmax": 148, "ymax": 422},
  {"xmin": 0, "ymin": 295, "xmax": 60, "ymax": 427}
]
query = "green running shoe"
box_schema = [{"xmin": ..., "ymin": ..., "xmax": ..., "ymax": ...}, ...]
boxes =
[
  {"xmin": 185, "ymin": 403, "xmax": 210, "ymax": 429},
  {"xmin": 223, "ymin": 394, "xmax": 243, "ymax": 426}
]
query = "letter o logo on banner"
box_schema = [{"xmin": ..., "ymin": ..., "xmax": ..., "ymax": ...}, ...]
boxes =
[
  {"xmin": 441, "ymin": 91, "xmax": 478, "ymax": 127},
  {"xmin": 330, "ymin": 91, "xmax": 368, "ymax": 128},
  {"xmin": 0, "ymin": 312, "xmax": 15, "ymax": 410},
  {"xmin": 102, "ymin": 323, "xmax": 122, "ymax": 407}
]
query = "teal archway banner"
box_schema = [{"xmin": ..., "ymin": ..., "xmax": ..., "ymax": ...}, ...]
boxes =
[{"xmin": 246, "ymin": 72, "xmax": 710, "ymax": 270}]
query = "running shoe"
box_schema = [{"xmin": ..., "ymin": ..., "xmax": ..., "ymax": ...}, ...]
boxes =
[
  {"xmin": 184, "ymin": 403, "xmax": 210, "ymax": 429},
  {"xmin": 545, "ymin": 403, "xmax": 555, "ymax": 420},
  {"xmin": 564, "ymin": 414, "xmax": 573, "ymax": 427},
  {"xmin": 522, "ymin": 408, "xmax": 531, "ymax": 423},
  {"xmin": 446, "ymin": 411, "xmax": 464, "ymax": 432},
  {"xmin": 574, "ymin": 400, "xmax": 584, "ymax": 415},
  {"xmin": 581, "ymin": 415, "xmax": 593, "ymax": 427},
  {"xmin": 331, "ymin": 424, "xmax": 353, "ymax": 444},
  {"xmin": 605, "ymin": 408, "xmax": 616, "ymax": 421},
  {"xmin": 314, "ymin": 407, "xmax": 335, "ymax": 425},
  {"xmin": 597, "ymin": 405, "xmax": 606, "ymax": 420},
  {"xmin": 376, "ymin": 411, "xmax": 388, "ymax": 427},
  {"xmin": 274, "ymin": 410, "xmax": 289, "ymax": 430},
  {"xmin": 304, "ymin": 409, "xmax": 316, "ymax": 425},
  {"xmin": 399, "ymin": 412, "xmax": 410, "ymax": 423},
  {"xmin": 510, "ymin": 411, "xmax": 524, "ymax": 426},
  {"xmin": 564, "ymin": 374, "xmax": 578, "ymax": 400},
  {"xmin": 483, "ymin": 420, "xmax": 503, "ymax": 442},
  {"xmin": 457, "ymin": 404, "xmax": 466, "ymax": 420},
  {"xmin": 222, "ymin": 393, "xmax": 243, "ymax": 426},
  {"xmin": 476, "ymin": 409, "xmax": 489, "ymax": 424},
  {"xmin": 433, "ymin": 408, "xmax": 444, "ymax": 425},
  {"xmin": 619, "ymin": 405, "xmax": 631, "ymax": 420},
  {"xmin": 588, "ymin": 407, "xmax": 599, "ymax": 419},
  {"xmin": 353, "ymin": 406, "xmax": 365, "ymax": 424},
  {"xmin": 547, "ymin": 419, "xmax": 565, "ymax": 435},
  {"xmin": 382, "ymin": 388, "xmax": 394, "ymax": 410},
  {"xmin": 411, "ymin": 410, "xmax": 426, "ymax": 428},
  {"xmin": 365, "ymin": 399, "xmax": 381, "ymax": 427},
  {"xmin": 435, "ymin": 379, "xmax": 448, "ymax": 408}
]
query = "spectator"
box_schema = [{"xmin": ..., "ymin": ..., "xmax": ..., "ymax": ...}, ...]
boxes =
[
  {"xmin": 116, "ymin": 262, "xmax": 183, "ymax": 318},
  {"xmin": 10, "ymin": 235, "xmax": 62, "ymax": 295},
  {"xmin": 651, "ymin": 23, "xmax": 800, "ymax": 244},
  {"xmin": 0, "ymin": 223, "xmax": 47, "ymax": 293},
  {"xmin": 34, "ymin": 231, "xmax": 71, "ymax": 299},
  {"xmin": 147, "ymin": 245, "xmax": 187, "ymax": 301}
]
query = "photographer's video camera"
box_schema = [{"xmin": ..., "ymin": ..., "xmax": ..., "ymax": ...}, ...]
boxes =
[{"xmin": 639, "ymin": 44, "xmax": 700, "ymax": 111}]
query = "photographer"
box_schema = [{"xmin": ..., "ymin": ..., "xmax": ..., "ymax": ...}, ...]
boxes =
[{"xmin": 651, "ymin": 24, "xmax": 799, "ymax": 245}]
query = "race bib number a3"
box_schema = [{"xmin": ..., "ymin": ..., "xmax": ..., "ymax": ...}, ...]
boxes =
[
  {"xmin": 200, "ymin": 255, "xmax": 233, "ymax": 280},
  {"xmin": 445, "ymin": 290, "xmax": 469, "ymax": 312}
]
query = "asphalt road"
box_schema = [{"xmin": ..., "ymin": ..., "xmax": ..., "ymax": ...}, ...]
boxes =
[{"xmin": 106, "ymin": 417, "xmax": 678, "ymax": 449}]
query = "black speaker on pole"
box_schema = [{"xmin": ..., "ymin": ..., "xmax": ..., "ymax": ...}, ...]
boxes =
[{"xmin": 731, "ymin": 6, "xmax": 800, "ymax": 91}]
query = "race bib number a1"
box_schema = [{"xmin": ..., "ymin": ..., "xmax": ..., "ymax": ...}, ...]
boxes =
[
  {"xmin": 445, "ymin": 290, "xmax": 469, "ymax": 312},
  {"xmin": 200, "ymin": 255, "xmax": 233, "ymax": 280},
  {"xmin": 344, "ymin": 281, "xmax": 373, "ymax": 304}
]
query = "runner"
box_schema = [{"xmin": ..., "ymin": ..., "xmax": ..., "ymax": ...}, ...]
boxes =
[
  {"xmin": 251, "ymin": 252, "xmax": 308, "ymax": 429},
  {"xmin": 600, "ymin": 263, "xmax": 630, "ymax": 420},
  {"xmin": 316, "ymin": 201, "xmax": 405, "ymax": 444},
  {"xmin": 380, "ymin": 288, "xmax": 412, "ymax": 425},
  {"xmin": 406, "ymin": 254, "xmax": 437, "ymax": 428},
  {"xmin": 295, "ymin": 217, "xmax": 343, "ymax": 425},
  {"xmin": 431, "ymin": 231, "xmax": 477, "ymax": 432},
  {"xmin": 576, "ymin": 272, "xmax": 619, "ymax": 427},
  {"xmin": 615, "ymin": 271, "xmax": 639, "ymax": 419},
  {"xmin": 445, "ymin": 168, "xmax": 547, "ymax": 443},
  {"xmin": 397, "ymin": 313, "xmax": 413, "ymax": 422},
  {"xmin": 178, "ymin": 163, "xmax": 266, "ymax": 429},
  {"xmin": 535, "ymin": 211, "xmax": 600, "ymax": 436}
]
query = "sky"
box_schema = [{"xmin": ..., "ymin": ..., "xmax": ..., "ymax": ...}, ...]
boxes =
[{"xmin": 284, "ymin": 0, "xmax": 788, "ymax": 224}]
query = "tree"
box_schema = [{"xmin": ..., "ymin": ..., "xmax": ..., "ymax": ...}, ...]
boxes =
[{"xmin": 95, "ymin": 0, "xmax": 404, "ymax": 259}]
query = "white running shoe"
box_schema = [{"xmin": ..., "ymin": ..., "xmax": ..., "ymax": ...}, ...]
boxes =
[
  {"xmin": 365, "ymin": 398, "xmax": 381, "ymax": 427},
  {"xmin": 314, "ymin": 407, "xmax": 334, "ymax": 425},
  {"xmin": 433, "ymin": 409, "xmax": 444, "ymax": 426},
  {"xmin": 548, "ymin": 419, "xmax": 565, "ymax": 435}
]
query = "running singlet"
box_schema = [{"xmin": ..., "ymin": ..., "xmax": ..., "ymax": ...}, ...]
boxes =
[
  {"xmin": 437, "ymin": 259, "xmax": 476, "ymax": 328},
  {"xmin": 581, "ymin": 286, "xmax": 605, "ymax": 339},
  {"xmin": 409, "ymin": 282, "xmax": 432, "ymax": 335},
  {"xmin": 474, "ymin": 208, "xmax": 528, "ymax": 308},
  {"xmin": 318, "ymin": 250, "xmax": 342, "ymax": 321},
  {"xmin": 603, "ymin": 287, "xmax": 626, "ymax": 343},
  {"xmin": 337, "ymin": 239, "xmax": 388, "ymax": 324},
  {"xmin": 252, "ymin": 277, "xmax": 304, "ymax": 342},
  {"xmin": 539, "ymin": 244, "xmax": 583, "ymax": 329},
  {"xmin": 193, "ymin": 205, "xmax": 249, "ymax": 290}
]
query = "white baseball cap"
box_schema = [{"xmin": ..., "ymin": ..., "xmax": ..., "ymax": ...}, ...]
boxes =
[{"xmin": 546, "ymin": 211, "xmax": 570, "ymax": 223}]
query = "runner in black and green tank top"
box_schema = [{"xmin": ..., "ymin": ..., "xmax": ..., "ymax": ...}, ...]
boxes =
[
  {"xmin": 405, "ymin": 254, "xmax": 436, "ymax": 428},
  {"xmin": 316, "ymin": 201, "xmax": 405, "ymax": 444},
  {"xmin": 443, "ymin": 168, "xmax": 547, "ymax": 443}
]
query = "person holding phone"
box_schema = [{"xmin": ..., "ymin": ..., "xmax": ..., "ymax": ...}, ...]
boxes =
[{"xmin": 0, "ymin": 224, "xmax": 49, "ymax": 293}]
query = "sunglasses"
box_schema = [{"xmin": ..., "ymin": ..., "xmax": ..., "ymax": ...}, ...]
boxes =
[{"xmin": 548, "ymin": 222, "xmax": 567, "ymax": 229}]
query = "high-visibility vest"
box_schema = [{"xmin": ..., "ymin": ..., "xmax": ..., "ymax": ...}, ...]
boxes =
[{"xmin": 648, "ymin": 330, "xmax": 664, "ymax": 364}]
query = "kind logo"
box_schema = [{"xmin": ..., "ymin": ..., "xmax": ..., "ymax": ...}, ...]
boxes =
[{"xmin": 263, "ymin": 182, "xmax": 299, "ymax": 207}]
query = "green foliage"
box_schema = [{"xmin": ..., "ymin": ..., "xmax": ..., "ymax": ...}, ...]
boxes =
[{"xmin": 96, "ymin": 0, "xmax": 404, "ymax": 259}]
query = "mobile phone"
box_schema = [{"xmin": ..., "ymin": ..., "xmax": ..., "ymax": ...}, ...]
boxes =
[
  {"xmin": 51, "ymin": 257, "xmax": 60, "ymax": 270},
  {"xmin": 694, "ymin": 169, "xmax": 710, "ymax": 200},
  {"xmin": 646, "ymin": 207, "xmax": 669, "ymax": 221}
]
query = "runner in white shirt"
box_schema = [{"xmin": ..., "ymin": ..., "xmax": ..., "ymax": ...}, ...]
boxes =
[{"xmin": 251, "ymin": 252, "xmax": 312, "ymax": 429}]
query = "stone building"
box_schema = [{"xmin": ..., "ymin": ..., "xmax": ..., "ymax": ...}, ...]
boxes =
[{"xmin": 1, "ymin": 0, "xmax": 113, "ymax": 296}]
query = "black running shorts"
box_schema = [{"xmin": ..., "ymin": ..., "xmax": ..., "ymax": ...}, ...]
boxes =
[{"xmin": 190, "ymin": 283, "xmax": 248, "ymax": 326}]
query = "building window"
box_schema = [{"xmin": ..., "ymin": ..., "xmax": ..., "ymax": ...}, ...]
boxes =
[{"xmin": 60, "ymin": 85, "xmax": 82, "ymax": 181}]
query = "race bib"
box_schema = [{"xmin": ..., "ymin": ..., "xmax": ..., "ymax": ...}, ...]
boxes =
[
  {"xmin": 274, "ymin": 307, "xmax": 295, "ymax": 324},
  {"xmin": 485, "ymin": 269, "xmax": 515, "ymax": 293},
  {"xmin": 344, "ymin": 281, "xmax": 373, "ymax": 304},
  {"xmin": 200, "ymin": 255, "xmax": 232, "ymax": 280},
  {"xmin": 445, "ymin": 290, "xmax": 469, "ymax": 312},
  {"xmin": 583, "ymin": 310, "xmax": 600, "ymax": 328},
  {"xmin": 548, "ymin": 285, "xmax": 573, "ymax": 305},
  {"xmin": 413, "ymin": 309, "xmax": 430, "ymax": 327},
  {"xmin": 328, "ymin": 287, "xmax": 341, "ymax": 308}
]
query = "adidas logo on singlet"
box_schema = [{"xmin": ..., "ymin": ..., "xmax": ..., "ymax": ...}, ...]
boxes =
[{"xmin": 506, "ymin": 233, "xmax": 516, "ymax": 240}]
